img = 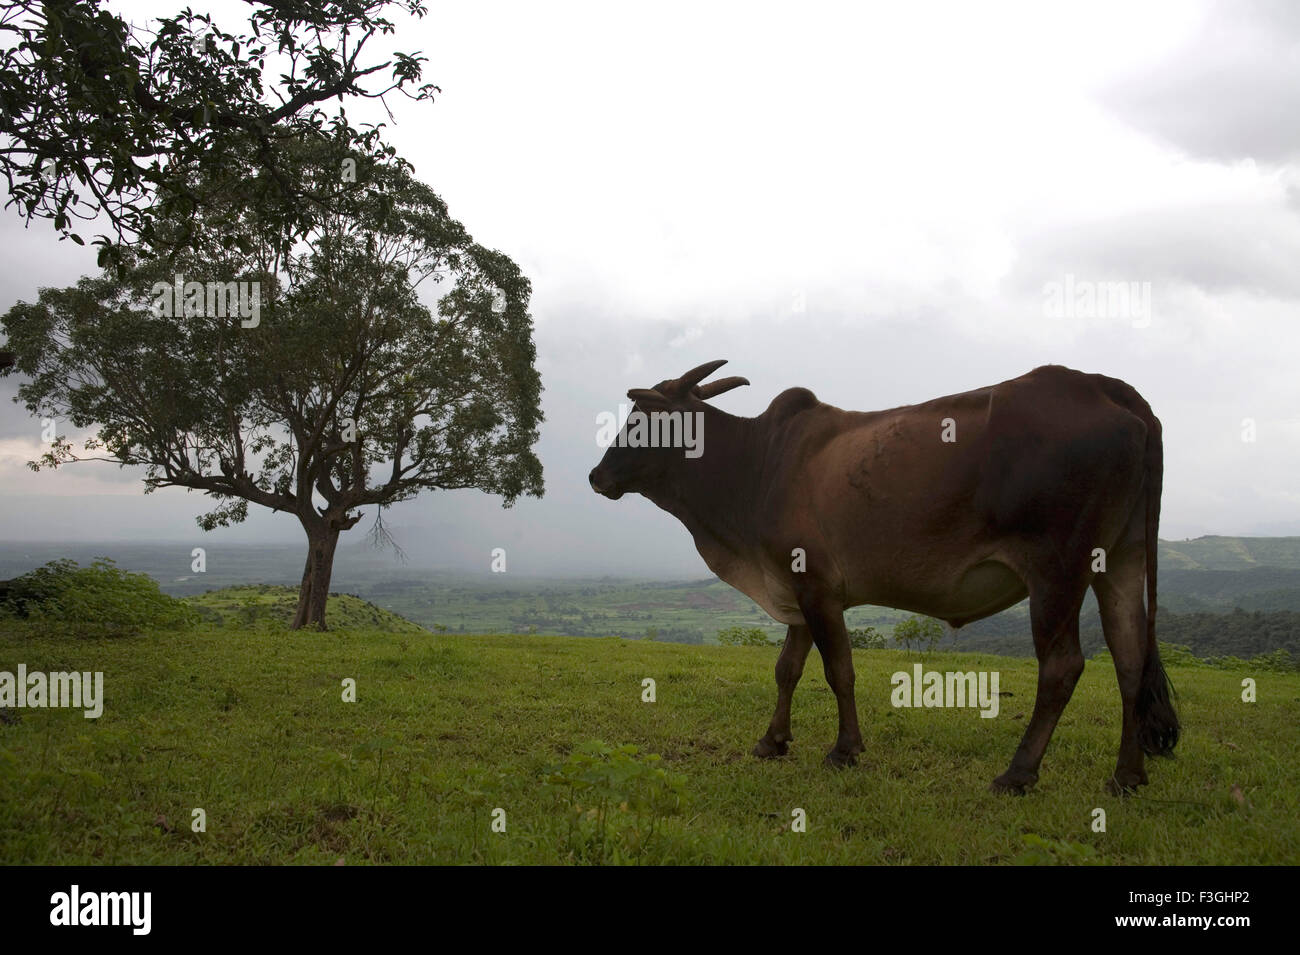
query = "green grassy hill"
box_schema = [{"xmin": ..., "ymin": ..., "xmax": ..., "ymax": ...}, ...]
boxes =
[
  {"xmin": 186, "ymin": 585, "xmax": 428, "ymax": 633},
  {"xmin": 2, "ymin": 620, "xmax": 1296, "ymax": 864}
]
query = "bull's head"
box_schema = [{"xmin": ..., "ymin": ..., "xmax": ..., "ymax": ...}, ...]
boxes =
[
  {"xmin": 588, "ymin": 359, "xmax": 749, "ymax": 500},
  {"xmin": 0, "ymin": 351, "xmax": 14, "ymax": 371}
]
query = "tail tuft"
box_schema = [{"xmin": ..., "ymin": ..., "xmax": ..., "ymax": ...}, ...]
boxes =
[{"xmin": 1137, "ymin": 644, "xmax": 1180, "ymax": 756}]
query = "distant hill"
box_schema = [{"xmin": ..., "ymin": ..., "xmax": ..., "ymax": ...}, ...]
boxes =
[
  {"xmin": 1158, "ymin": 567, "xmax": 1300, "ymax": 612},
  {"xmin": 186, "ymin": 585, "xmax": 428, "ymax": 633},
  {"xmin": 1159, "ymin": 536, "xmax": 1300, "ymax": 570}
]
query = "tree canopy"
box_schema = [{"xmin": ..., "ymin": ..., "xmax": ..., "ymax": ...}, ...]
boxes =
[
  {"xmin": 1, "ymin": 143, "xmax": 544, "ymax": 628},
  {"xmin": 0, "ymin": 0, "xmax": 436, "ymax": 267}
]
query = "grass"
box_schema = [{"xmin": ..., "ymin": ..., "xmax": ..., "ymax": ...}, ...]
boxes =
[
  {"xmin": 1, "ymin": 619, "xmax": 1297, "ymax": 864},
  {"xmin": 186, "ymin": 584, "xmax": 428, "ymax": 633}
]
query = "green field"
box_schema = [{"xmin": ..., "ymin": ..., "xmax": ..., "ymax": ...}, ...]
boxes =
[{"xmin": 2, "ymin": 606, "xmax": 1297, "ymax": 865}]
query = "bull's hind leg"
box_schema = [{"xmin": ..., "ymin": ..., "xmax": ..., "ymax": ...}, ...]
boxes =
[
  {"xmin": 1093, "ymin": 541, "xmax": 1150, "ymax": 795},
  {"xmin": 754, "ymin": 624, "xmax": 813, "ymax": 758},
  {"xmin": 991, "ymin": 579, "xmax": 1088, "ymax": 794}
]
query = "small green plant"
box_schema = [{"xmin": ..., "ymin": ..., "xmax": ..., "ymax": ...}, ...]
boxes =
[
  {"xmin": 717, "ymin": 626, "xmax": 776, "ymax": 646},
  {"xmin": 352, "ymin": 737, "xmax": 400, "ymax": 798},
  {"xmin": 543, "ymin": 741, "xmax": 688, "ymax": 863},
  {"xmin": 893, "ymin": 615, "xmax": 945, "ymax": 654},
  {"xmin": 0, "ymin": 558, "xmax": 199, "ymax": 636},
  {"xmin": 848, "ymin": 626, "xmax": 886, "ymax": 649}
]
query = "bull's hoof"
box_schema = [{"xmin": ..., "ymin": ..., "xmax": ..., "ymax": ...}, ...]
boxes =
[
  {"xmin": 990, "ymin": 770, "xmax": 1038, "ymax": 795},
  {"xmin": 1106, "ymin": 769, "xmax": 1148, "ymax": 797},
  {"xmin": 823, "ymin": 745, "xmax": 863, "ymax": 768},
  {"xmin": 752, "ymin": 737, "xmax": 789, "ymax": 759}
]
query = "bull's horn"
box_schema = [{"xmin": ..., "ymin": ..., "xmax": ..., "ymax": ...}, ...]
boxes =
[
  {"xmin": 676, "ymin": 359, "xmax": 728, "ymax": 391},
  {"xmin": 693, "ymin": 376, "xmax": 749, "ymax": 400}
]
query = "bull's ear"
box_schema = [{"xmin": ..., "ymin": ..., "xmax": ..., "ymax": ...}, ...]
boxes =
[
  {"xmin": 627, "ymin": 388, "xmax": 673, "ymax": 411},
  {"xmin": 694, "ymin": 376, "xmax": 749, "ymax": 400}
]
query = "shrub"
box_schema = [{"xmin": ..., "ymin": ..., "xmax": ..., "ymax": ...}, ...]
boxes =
[
  {"xmin": 848, "ymin": 626, "xmax": 886, "ymax": 649},
  {"xmin": 716, "ymin": 626, "xmax": 777, "ymax": 646},
  {"xmin": 0, "ymin": 558, "xmax": 199, "ymax": 636}
]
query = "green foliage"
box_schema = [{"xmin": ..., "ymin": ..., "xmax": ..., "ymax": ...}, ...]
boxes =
[
  {"xmin": 848, "ymin": 626, "xmax": 886, "ymax": 649},
  {"xmin": 3, "ymin": 151, "xmax": 543, "ymax": 518},
  {"xmin": 1131, "ymin": 609, "xmax": 1300, "ymax": 661},
  {"xmin": 0, "ymin": 558, "xmax": 198, "ymax": 636},
  {"xmin": 543, "ymin": 741, "xmax": 688, "ymax": 863},
  {"xmin": 1213, "ymin": 648, "xmax": 1296, "ymax": 672},
  {"xmin": 1153, "ymin": 642, "xmax": 1202, "ymax": 668},
  {"xmin": 1093, "ymin": 641, "xmax": 1299, "ymax": 673},
  {"xmin": 717, "ymin": 626, "xmax": 776, "ymax": 646},
  {"xmin": 893, "ymin": 614, "xmax": 945, "ymax": 654},
  {"xmin": 0, "ymin": 0, "xmax": 437, "ymax": 264}
]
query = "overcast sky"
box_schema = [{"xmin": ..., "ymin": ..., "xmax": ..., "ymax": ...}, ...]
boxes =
[{"xmin": 2, "ymin": 0, "xmax": 1299, "ymax": 577}]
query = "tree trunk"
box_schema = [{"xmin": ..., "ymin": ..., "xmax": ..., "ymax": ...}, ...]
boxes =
[{"xmin": 291, "ymin": 522, "xmax": 341, "ymax": 631}]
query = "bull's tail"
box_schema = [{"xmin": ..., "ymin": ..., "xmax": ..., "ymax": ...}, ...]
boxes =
[
  {"xmin": 1134, "ymin": 402, "xmax": 1179, "ymax": 757},
  {"xmin": 1098, "ymin": 375, "xmax": 1179, "ymax": 757}
]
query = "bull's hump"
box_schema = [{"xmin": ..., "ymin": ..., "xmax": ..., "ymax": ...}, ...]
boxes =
[
  {"xmin": 765, "ymin": 386, "xmax": 820, "ymax": 420},
  {"xmin": 1026, "ymin": 362, "xmax": 1082, "ymax": 377}
]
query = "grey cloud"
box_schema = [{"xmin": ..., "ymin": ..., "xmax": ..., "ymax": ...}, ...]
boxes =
[
  {"xmin": 1101, "ymin": 1, "xmax": 1300, "ymax": 163},
  {"xmin": 1007, "ymin": 201, "xmax": 1300, "ymax": 300}
]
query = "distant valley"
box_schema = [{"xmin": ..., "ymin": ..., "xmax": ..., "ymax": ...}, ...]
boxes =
[{"xmin": 2, "ymin": 535, "xmax": 1298, "ymax": 661}]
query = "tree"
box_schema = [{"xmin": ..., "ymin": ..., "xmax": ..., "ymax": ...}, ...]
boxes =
[
  {"xmin": 847, "ymin": 626, "xmax": 885, "ymax": 649},
  {"xmin": 0, "ymin": 0, "xmax": 435, "ymax": 267},
  {"xmin": 892, "ymin": 615, "xmax": 945, "ymax": 654},
  {"xmin": 1, "ymin": 148, "xmax": 544, "ymax": 630}
]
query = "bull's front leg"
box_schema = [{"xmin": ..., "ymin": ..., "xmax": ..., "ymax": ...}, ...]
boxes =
[
  {"xmin": 799, "ymin": 596, "xmax": 865, "ymax": 767},
  {"xmin": 754, "ymin": 624, "xmax": 814, "ymax": 758}
]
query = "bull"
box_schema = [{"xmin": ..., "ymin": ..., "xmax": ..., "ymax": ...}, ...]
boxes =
[{"xmin": 589, "ymin": 360, "xmax": 1178, "ymax": 794}]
